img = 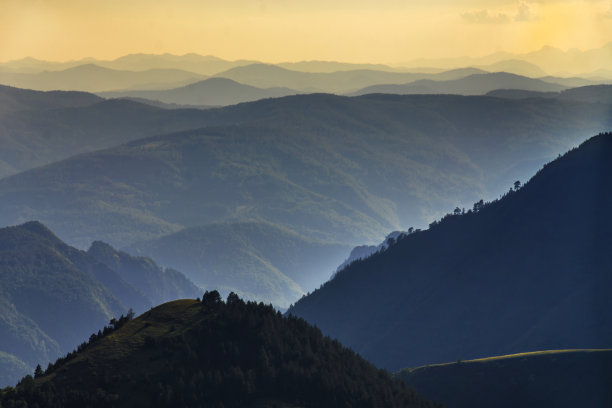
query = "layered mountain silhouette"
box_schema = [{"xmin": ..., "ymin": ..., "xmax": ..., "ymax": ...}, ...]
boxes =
[
  {"xmin": 0, "ymin": 54, "xmax": 255, "ymax": 76},
  {"xmin": 0, "ymin": 84, "xmax": 102, "ymax": 114},
  {"xmin": 288, "ymin": 132, "xmax": 612, "ymax": 371},
  {"xmin": 396, "ymin": 349, "xmax": 612, "ymax": 408},
  {"xmin": 474, "ymin": 59, "xmax": 547, "ymax": 77},
  {"xmin": 100, "ymin": 77, "xmax": 299, "ymax": 107},
  {"xmin": 0, "ymin": 64, "xmax": 206, "ymax": 92},
  {"xmin": 0, "ymin": 221, "xmax": 199, "ymax": 386},
  {"xmin": 2, "ymin": 45, "xmax": 611, "ymax": 80},
  {"xmin": 0, "ymin": 92, "xmax": 609, "ymax": 306},
  {"xmin": 404, "ymin": 42, "xmax": 612, "ymax": 77},
  {"xmin": 488, "ymin": 84, "xmax": 612, "ymax": 104},
  {"xmin": 350, "ymin": 72, "xmax": 566, "ymax": 96},
  {"xmin": 0, "ymin": 352, "xmax": 30, "ymax": 389},
  {"xmin": 0, "ymin": 296, "xmax": 440, "ymax": 408},
  {"xmin": 0, "ymin": 86, "xmax": 225, "ymax": 178},
  {"xmin": 213, "ymin": 64, "xmax": 495, "ymax": 93}
]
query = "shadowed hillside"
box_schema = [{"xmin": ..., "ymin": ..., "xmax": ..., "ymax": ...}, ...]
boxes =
[
  {"xmin": 397, "ymin": 349, "xmax": 612, "ymax": 408},
  {"xmin": 0, "ymin": 296, "xmax": 440, "ymax": 408},
  {"xmin": 288, "ymin": 132, "xmax": 612, "ymax": 371}
]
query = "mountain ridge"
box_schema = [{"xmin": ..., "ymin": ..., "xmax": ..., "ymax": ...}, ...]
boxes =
[
  {"xmin": 0, "ymin": 64, "xmax": 206, "ymax": 92},
  {"xmin": 288, "ymin": 132, "xmax": 612, "ymax": 370},
  {"xmin": 0, "ymin": 297, "xmax": 440, "ymax": 408},
  {"xmin": 99, "ymin": 77, "xmax": 300, "ymax": 106},
  {"xmin": 350, "ymin": 72, "xmax": 566, "ymax": 96}
]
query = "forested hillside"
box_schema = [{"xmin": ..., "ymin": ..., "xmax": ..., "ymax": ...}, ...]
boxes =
[
  {"xmin": 0, "ymin": 295, "xmax": 441, "ymax": 408},
  {"xmin": 289, "ymin": 132, "xmax": 612, "ymax": 370}
]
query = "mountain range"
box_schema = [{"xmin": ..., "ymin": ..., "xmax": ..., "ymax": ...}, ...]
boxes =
[
  {"xmin": 0, "ymin": 54, "xmax": 256, "ymax": 76},
  {"xmin": 102, "ymin": 69, "xmax": 581, "ymax": 107},
  {"xmin": 0, "ymin": 296, "xmax": 440, "ymax": 408},
  {"xmin": 100, "ymin": 77, "xmax": 299, "ymax": 107},
  {"xmin": 2, "ymin": 43, "xmax": 611, "ymax": 78},
  {"xmin": 0, "ymin": 64, "xmax": 206, "ymax": 92},
  {"xmin": 0, "ymin": 221, "xmax": 199, "ymax": 387},
  {"xmin": 1, "ymin": 55, "xmax": 609, "ymax": 110},
  {"xmin": 0, "ymin": 47, "xmax": 610, "ymax": 405},
  {"xmin": 288, "ymin": 132, "xmax": 612, "ymax": 371},
  {"xmin": 403, "ymin": 43, "xmax": 612, "ymax": 77},
  {"xmin": 349, "ymin": 72, "xmax": 567, "ymax": 96},
  {"xmin": 1, "ymin": 89, "xmax": 610, "ymax": 307},
  {"xmin": 0, "ymin": 85, "xmax": 222, "ymax": 178},
  {"xmin": 212, "ymin": 64, "xmax": 468, "ymax": 93}
]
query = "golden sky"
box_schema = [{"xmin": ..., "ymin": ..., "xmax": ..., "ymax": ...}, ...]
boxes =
[{"xmin": 0, "ymin": 0, "xmax": 611, "ymax": 63}]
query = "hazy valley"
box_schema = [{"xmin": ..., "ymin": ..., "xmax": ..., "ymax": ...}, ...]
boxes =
[{"xmin": 0, "ymin": 33, "xmax": 611, "ymax": 407}]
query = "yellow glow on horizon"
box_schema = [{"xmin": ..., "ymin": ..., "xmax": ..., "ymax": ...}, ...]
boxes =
[{"xmin": 0, "ymin": 0, "xmax": 610, "ymax": 64}]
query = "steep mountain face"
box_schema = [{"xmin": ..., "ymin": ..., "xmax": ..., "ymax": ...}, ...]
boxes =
[
  {"xmin": 288, "ymin": 133, "xmax": 612, "ymax": 371},
  {"xmin": 350, "ymin": 72, "xmax": 566, "ymax": 96},
  {"xmin": 87, "ymin": 241, "xmax": 201, "ymax": 306},
  {"xmin": 0, "ymin": 222, "xmax": 129, "ymax": 378},
  {"xmin": 99, "ymin": 77, "xmax": 299, "ymax": 107},
  {"xmin": 396, "ymin": 350, "xmax": 612, "ymax": 408},
  {"xmin": 0, "ymin": 222, "xmax": 198, "ymax": 387},
  {"xmin": 0, "ymin": 297, "xmax": 440, "ymax": 408},
  {"xmin": 333, "ymin": 231, "xmax": 404, "ymax": 274},
  {"xmin": 403, "ymin": 43, "xmax": 612, "ymax": 77},
  {"xmin": 125, "ymin": 221, "xmax": 352, "ymax": 307}
]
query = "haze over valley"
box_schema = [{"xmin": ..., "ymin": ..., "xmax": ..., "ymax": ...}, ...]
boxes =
[{"xmin": 0, "ymin": 0, "xmax": 611, "ymax": 405}]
